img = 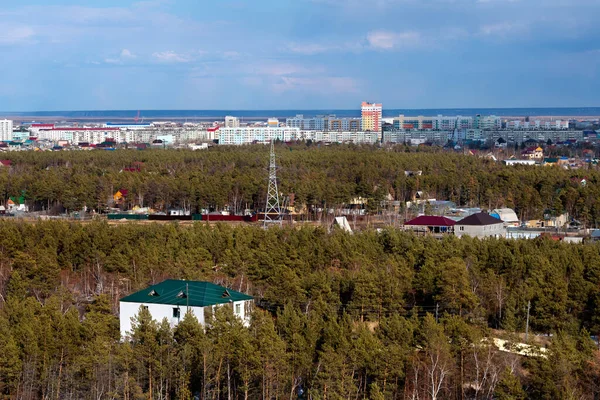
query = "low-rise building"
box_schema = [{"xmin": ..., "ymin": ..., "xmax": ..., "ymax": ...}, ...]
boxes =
[
  {"xmin": 491, "ymin": 208, "xmax": 520, "ymax": 227},
  {"xmin": 404, "ymin": 215, "xmax": 456, "ymax": 234},
  {"xmin": 119, "ymin": 279, "xmax": 254, "ymax": 337},
  {"xmin": 455, "ymin": 212, "xmax": 505, "ymax": 238}
]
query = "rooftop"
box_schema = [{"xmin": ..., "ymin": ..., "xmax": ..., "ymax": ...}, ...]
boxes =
[
  {"xmin": 457, "ymin": 212, "xmax": 503, "ymax": 226},
  {"xmin": 120, "ymin": 279, "xmax": 253, "ymax": 307},
  {"xmin": 405, "ymin": 215, "xmax": 456, "ymax": 226}
]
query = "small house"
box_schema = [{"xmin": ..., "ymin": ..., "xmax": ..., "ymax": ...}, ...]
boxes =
[
  {"xmin": 119, "ymin": 279, "xmax": 254, "ymax": 337},
  {"xmin": 455, "ymin": 213, "xmax": 505, "ymax": 238},
  {"xmin": 404, "ymin": 215, "xmax": 456, "ymax": 234}
]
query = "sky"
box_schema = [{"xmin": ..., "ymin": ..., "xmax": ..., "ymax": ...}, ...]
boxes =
[{"xmin": 0, "ymin": 0, "xmax": 599, "ymax": 111}]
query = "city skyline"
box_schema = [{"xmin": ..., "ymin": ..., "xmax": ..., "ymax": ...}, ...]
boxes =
[{"xmin": 1, "ymin": 0, "xmax": 599, "ymax": 111}]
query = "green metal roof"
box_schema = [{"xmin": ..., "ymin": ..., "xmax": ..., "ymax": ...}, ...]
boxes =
[{"xmin": 120, "ymin": 279, "xmax": 253, "ymax": 307}]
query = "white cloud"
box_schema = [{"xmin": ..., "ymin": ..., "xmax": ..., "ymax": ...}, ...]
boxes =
[
  {"xmin": 479, "ymin": 22, "xmax": 527, "ymax": 37},
  {"xmin": 271, "ymin": 76, "xmax": 359, "ymax": 94},
  {"xmin": 120, "ymin": 49, "xmax": 136, "ymax": 58},
  {"xmin": 287, "ymin": 43, "xmax": 332, "ymax": 55},
  {"xmin": 0, "ymin": 26, "xmax": 35, "ymax": 45},
  {"xmin": 366, "ymin": 30, "xmax": 421, "ymax": 50},
  {"xmin": 152, "ymin": 51, "xmax": 191, "ymax": 63}
]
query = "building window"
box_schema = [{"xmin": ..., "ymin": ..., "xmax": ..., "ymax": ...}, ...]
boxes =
[
  {"xmin": 173, "ymin": 307, "xmax": 181, "ymax": 319},
  {"xmin": 235, "ymin": 303, "xmax": 241, "ymax": 315}
]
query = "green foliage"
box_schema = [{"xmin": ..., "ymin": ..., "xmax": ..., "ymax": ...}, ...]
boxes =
[
  {"xmin": 0, "ymin": 220, "xmax": 597, "ymax": 397},
  {"xmin": 0, "ymin": 146, "xmax": 597, "ymax": 223}
]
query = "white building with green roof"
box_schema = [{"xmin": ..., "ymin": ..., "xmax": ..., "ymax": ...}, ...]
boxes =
[{"xmin": 119, "ymin": 279, "xmax": 254, "ymax": 337}]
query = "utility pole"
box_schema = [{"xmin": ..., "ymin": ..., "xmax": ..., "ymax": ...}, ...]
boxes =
[
  {"xmin": 525, "ymin": 300, "xmax": 531, "ymax": 342},
  {"xmin": 264, "ymin": 140, "xmax": 282, "ymax": 228}
]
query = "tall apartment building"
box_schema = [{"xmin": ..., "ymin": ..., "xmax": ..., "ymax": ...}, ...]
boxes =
[
  {"xmin": 224, "ymin": 116, "xmax": 240, "ymax": 128},
  {"xmin": 219, "ymin": 127, "xmax": 300, "ymax": 145},
  {"xmin": 393, "ymin": 115, "xmax": 473, "ymax": 131},
  {"xmin": 286, "ymin": 115, "xmax": 328, "ymax": 130},
  {"xmin": 475, "ymin": 115, "xmax": 501, "ymax": 130},
  {"xmin": 0, "ymin": 119, "xmax": 14, "ymax": 141},
  {"xmin": 329, "ymin": 118, "xmax": 361, "ymax": 132},
  {"xmin": 361, "ymin": 102, "xmax": 382, "ymax": 132}
]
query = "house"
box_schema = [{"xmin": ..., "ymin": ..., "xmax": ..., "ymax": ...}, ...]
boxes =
[
  {"xmin": 404, "ymin": 215, "xmax": 456, "ymax": 234},
  {"xmin": 521, "ymin": 146, "xmax": 544, "ymax": 160},
  {"xmin": 119, "ymin": 279, "xmax": 254, "ymax": 337},
  {"xmin": 491, "ymin": 208, "xmax": 520, "ymax": 227},
  {"xmin": 455, "ymin": 213, "xmax": 505, "ymax": 238}
]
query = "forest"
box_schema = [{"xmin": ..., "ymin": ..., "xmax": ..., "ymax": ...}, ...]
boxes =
[
  {"xmin": 0, "ymin": 220, "xmax": 600, "ymax": 399},
  {"xmin": 0, "ymin": 145, "xmax": 598, "ymax": 224}
]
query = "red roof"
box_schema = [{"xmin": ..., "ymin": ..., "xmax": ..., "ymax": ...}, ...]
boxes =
[
  {"xmin": 0, "ymin": 160, "xmax": 12, "ymax": 167},
  {"xmin": 404, "ymin": 216, "xmax": 456, "ymax": 226},
  {"xmin": 208, "ymin": 126, "xmax": 220, "ymax": 132},
  {"xmin": 41, "ymin": 128, "xmax": 120, "ymax": 131}
]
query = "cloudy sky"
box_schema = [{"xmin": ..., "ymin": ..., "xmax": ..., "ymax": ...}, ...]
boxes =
[{"xmin": 0, "ymin": 0, "xmax": 599, "ymax": 111}]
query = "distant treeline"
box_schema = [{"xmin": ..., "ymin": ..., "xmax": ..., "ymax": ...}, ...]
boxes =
[
  {"xmin": 0, "ymin": 145, "xmax": 597, "ymax": 223},
  {"xmin": 0, "ymin": 221, "xmax": 599, "ymax": 398}
]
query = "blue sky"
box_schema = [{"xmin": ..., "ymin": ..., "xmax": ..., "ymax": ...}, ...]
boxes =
[{"xmin": 0, "ymin": 0, "xmax": 599, "ymax": 111}]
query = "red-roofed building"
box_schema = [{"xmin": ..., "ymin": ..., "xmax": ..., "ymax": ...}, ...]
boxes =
[{"xmin": 404, "ymin": 215, "xmax": 456, "ymax": 234}]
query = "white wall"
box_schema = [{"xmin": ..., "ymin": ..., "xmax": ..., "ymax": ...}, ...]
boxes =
[
  {"xmin": 119, "ymin": 300, "xmax": 251, "ymax": 338},
  {"xmin": 0, "ymin": 119, "xmax": 13, "ymax": 141},
  {"xmin": 455, "ymin": 223, "xmax": 506, "ymax": 238}
]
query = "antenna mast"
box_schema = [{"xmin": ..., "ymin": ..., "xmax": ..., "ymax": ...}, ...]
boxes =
[{"xmin": 263, "ymin": 140, "xmax": 282, "ymax": 228}]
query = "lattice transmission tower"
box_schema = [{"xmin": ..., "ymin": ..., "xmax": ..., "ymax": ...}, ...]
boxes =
[{"xmin": 263, "ymin": 140, "xmax": 282, "ymax": 228}]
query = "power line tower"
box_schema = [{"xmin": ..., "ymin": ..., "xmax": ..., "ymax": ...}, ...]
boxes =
[{"xmin": 264, "ymin": 140, "xmax": 282, "ymax": 228}]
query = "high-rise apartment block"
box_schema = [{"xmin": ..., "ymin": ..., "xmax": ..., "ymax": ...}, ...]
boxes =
[
  {"xmin": 393, "ymin": 115, "xmax": 474, "ymax": 131},
  {"xmin": 0, "ymin": 119, "xmax": 13, "ymax": 141},
  {"xmin": 361, "ymin": 102, "xmax": 382, "ymax": 132},
  {"xmin": 224, "ymin": 116, "xmax": 240, "ymax": 128},
  {"xmin": 286, "ymin": 115, "xmax": 361, "ymax": 131}
]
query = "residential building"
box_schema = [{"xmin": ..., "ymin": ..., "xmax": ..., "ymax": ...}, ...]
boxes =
[
  {"xmin": 329, "ymin": 118, "xmax": 361, "ymax": 132},
  {"xmin": 394, "ymin": 115, "xmax": 435, "ymax": 130},
  {"xmin": 267, "ymin": 118, "xmax": 279, "ymax": 127},
  {"xmin": 455, "ymin": 212, "xmax": 506, "ymax": 238},
  {"xmin": 382, "ymin": 129, "xmax": 452, "ymax": 145},
  {"xmin": 521, "ymin": 146, "xmax": 544, "ymax": 160},
  {"xmin": 219, "ymin": 127, "xmax": 300, "ymax": 145},
  {"xmin": 301, "ymin": 130, "xmax": 379, "ymax": 144},
  {"xmin": 403, "ymin": 215, "xmax": 456, "ymax": 234},
  {"xmin": 475, "ymin": 115, "xmax": 501, "ymax": 130},
  {"xmin": 361, "ymin": 102, "xmax": 382, "ymax": 132},
  {"xmin": 224, "ymin": 116, "xmax": 240, "ymax": 128},
  {"xmin": 286, "ymin": 115, "xmax": 328, "ymax": 131},
  {"xmin": 0, "ymin": 119, "xmax": 13, "ymax": 141},
  {"xmin": 392, "ymin": 115, "xmax": 473, "ymax": 131},
  {"xmin": 119, "ymin": 279, "xmax": 254, "ymax": 337},
  {"xmin": 37, "ymin": 127, "xmax": 121, "ymax": 145}
]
